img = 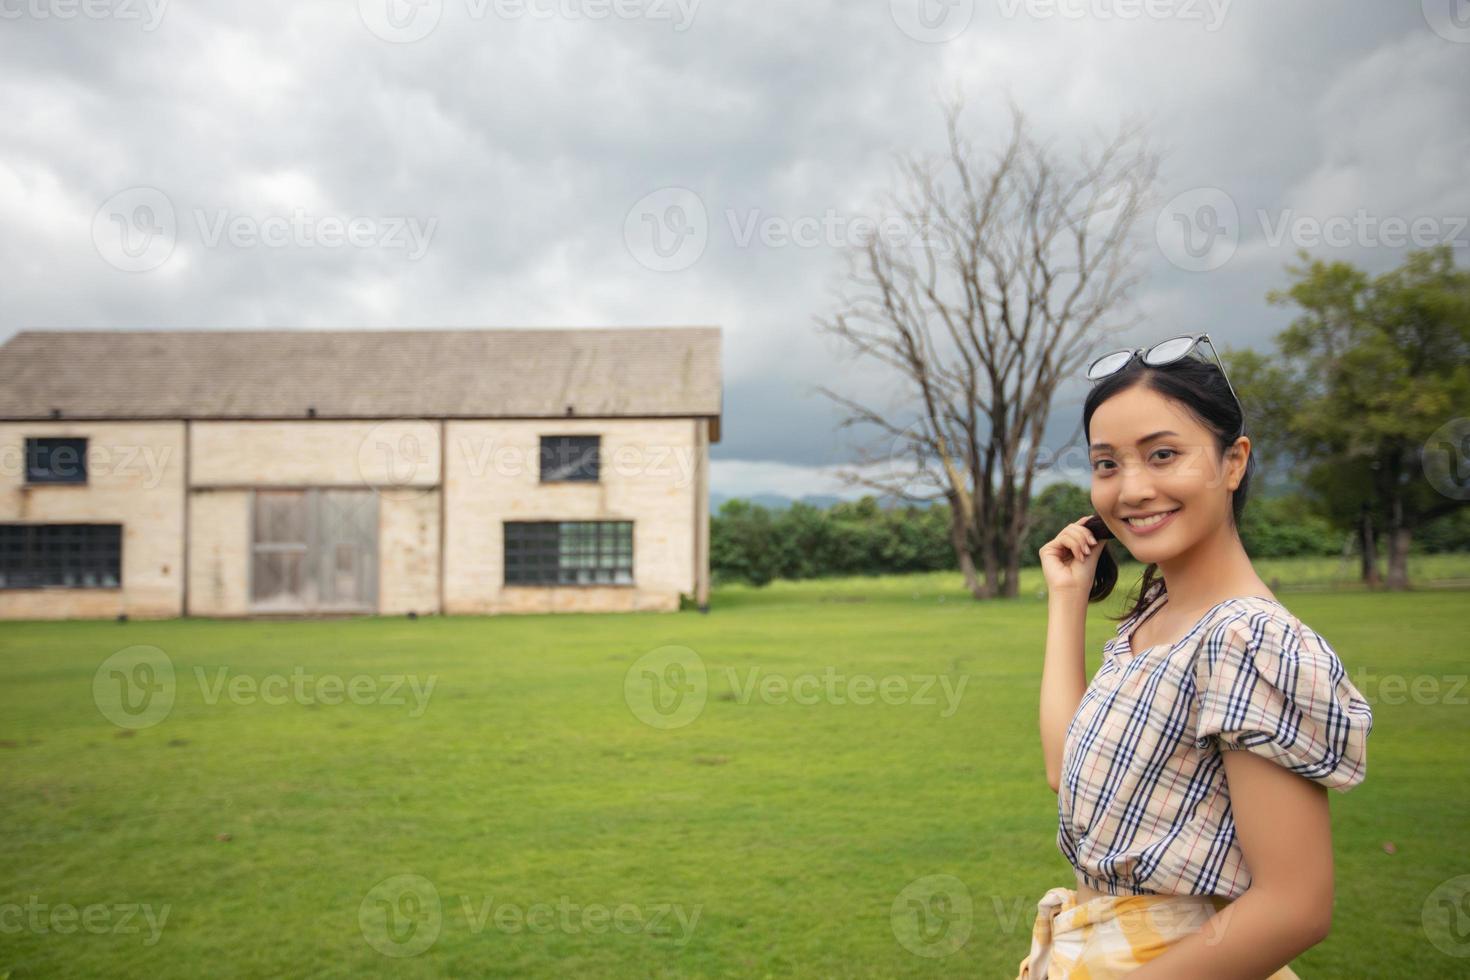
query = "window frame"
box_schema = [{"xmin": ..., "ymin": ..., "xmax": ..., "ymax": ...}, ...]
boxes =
[
  {"xmin": 538, "ymin": 434, "xmax": 601, "ymax": 484},
  {"xmin": 0, "ymin": 523, "xmax": 123, "ymax": 590},
  {"xmin": 502, "ymin": 520, "xmax": 634, "ymax": 587},
  {"xmin": 24, "ymin": 436, "xmax": 89, "ymax": 485}
]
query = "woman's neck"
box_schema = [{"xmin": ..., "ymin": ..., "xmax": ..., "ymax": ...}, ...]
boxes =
[{"xmin": 1153, "ymin": 517, "xmax": 1266, "ymax": 614}]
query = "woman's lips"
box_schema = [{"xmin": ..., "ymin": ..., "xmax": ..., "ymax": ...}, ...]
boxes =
[{"xmin": 1122, "ymin": 508, "xmax": 1180, "ymax": 535}]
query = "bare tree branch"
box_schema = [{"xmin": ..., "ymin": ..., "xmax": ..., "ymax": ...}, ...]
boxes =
[{"xmin": 813, "ymin": 92, "xmax": 1160, "ymax": 599}]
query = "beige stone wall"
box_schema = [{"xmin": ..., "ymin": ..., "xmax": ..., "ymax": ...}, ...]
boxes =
[
  {"xmin": 0, "ymin": 416, "xmax": 707, "ymax": 618},
  {"xmin": 190, "ymin": 419, "xmax": 442, "ymax": 488},
  {"xmin": 186, "ymin": 490, "xmax": 249, "ymax": 616},
  {"xmin": 0, "ymin": 421, "xmax": 185, "ymax": 619},
  {"xmin": 443, "ymin": 419, "xmax": 700, "ymax": 614},
  {"xmin": 379, "ymin": 490, "xmax": 440, "ymax": 615}
]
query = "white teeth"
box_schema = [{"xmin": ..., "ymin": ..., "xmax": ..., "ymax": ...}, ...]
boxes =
[{"xmin": 1126, "ymin": 510, "xmax": 1177, "ymax": 528}]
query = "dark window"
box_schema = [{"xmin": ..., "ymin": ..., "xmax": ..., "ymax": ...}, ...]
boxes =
[
  {"xmin": 504, "ymin": 520, "xmax": 633, "ymax": 586},
  {"xmin": 539, "ymin": 435, "xmax": 600, "ymax": 482},
  {"xmin": 25, "ymin": 437, "xmax": 88, "ymax": 484},
  {"xmin": 0, "ymin": 524, "xmax": 122, "ymax": 588}
]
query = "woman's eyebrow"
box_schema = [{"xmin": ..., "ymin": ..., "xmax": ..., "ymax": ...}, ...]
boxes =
[{"xmin": 1089, "ymin": 430, "xmax": 1179, "ymax": 451}]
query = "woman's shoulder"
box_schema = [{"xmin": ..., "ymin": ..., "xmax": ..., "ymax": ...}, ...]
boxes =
[
  {"xmin": 1193, "ymin": 593, "xmax": 1344, "ymax": 671},
  {"xmin": 1190, "ymin": 594, "xmax": 1373, "ymax": 790}
]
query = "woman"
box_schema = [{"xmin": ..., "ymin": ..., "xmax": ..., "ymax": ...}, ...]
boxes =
[{"xmin": 1017, "ymin": 334, "xmax": 1375, "ymax": 979}]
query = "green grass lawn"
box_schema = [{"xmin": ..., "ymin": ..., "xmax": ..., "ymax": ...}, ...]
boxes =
[{"xmin": 2, "ymin": 559, "xmax": 1467, "ymax": 978}]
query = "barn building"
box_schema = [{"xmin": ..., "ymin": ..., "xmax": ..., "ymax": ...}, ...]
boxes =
[{"xmin": 0, "ymin": 327, "xmax": 721, "ymax": 619}]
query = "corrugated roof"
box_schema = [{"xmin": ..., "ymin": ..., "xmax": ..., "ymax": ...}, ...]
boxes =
[{"xmin": 0, "ymin": 327, "xmax": 722, "ymax": 436}]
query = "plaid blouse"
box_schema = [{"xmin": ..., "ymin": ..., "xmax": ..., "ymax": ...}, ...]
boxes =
[{"xmin": 1057, "ymin": 580, "xmax": 1374, "ymax": 900}]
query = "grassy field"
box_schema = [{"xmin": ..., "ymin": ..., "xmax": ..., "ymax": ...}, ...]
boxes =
[{"xmin": 2, "ymin": 557, "xmax": 1468, "ymax": 978}]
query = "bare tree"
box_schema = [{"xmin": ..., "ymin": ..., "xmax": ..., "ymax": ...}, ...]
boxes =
[{"xmin": 814, "ymin": 92, "xmax": 1161, "ymax": 600}]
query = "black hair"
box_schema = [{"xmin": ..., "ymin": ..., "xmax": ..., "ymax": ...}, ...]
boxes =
[{"xmin": 1080, "ymin": 350, "xmax": 1254, "ymax": 624}]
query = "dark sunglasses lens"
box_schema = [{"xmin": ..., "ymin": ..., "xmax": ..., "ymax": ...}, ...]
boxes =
[
  {"xmin": 1086, "ymin": 350, "xmax": 1133, "ymax": 380},
  {"xmin": 1143, "ymin": 336, "xmax": 1197, "ymax": 365}
]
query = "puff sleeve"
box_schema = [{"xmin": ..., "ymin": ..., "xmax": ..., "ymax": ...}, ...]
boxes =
[{"xmin": 1192, "ymin": 609, "xmax": 1374, "ymax": 791}]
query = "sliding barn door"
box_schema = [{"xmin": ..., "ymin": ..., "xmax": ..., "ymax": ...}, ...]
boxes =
[{"xmin": 250, "ymin": 489, "xmax": 378, "ymax": 613}]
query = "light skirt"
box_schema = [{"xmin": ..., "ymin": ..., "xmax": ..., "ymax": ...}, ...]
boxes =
[{"xmin": 1014, "ymin": 886, "xmax": 1302, "ymax": 979}]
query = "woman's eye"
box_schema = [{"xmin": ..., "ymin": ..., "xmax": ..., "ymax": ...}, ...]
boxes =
[
  {"xmin": 1091, "ymin": 460, "xmax": 1114, "ymax": 472},
  {"xmin": 1152, "ymin": 449, "xmax": 1178, "ymax": 463}
]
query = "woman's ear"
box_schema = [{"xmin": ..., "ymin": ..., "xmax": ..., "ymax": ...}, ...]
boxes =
[{"xmin": 1227, "ymin": 435, "xmax": 1251, "ymax": 492}]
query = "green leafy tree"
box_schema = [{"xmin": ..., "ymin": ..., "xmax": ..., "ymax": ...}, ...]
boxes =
[{"xmin": 1258, "ymin": 244, "xmax": 1470, "ymax": 588}]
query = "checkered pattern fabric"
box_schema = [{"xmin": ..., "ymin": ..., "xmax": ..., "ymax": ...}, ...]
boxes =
[{"xmin": 1057, "ymin": 581, "xmax": 1374, "ymax": 900}]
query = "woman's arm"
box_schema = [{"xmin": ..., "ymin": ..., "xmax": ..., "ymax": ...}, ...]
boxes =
[
  {"xmin": 1127, "ymin": 748, "xmax": 1335, "ymax": 978},
  {"xmin": 1040, "ymin": 591, "xmax": 1089, "ymax": 792}
]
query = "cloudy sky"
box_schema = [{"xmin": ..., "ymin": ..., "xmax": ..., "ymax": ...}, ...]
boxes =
[{"xmin": 2, "ymin": 1, "xmax": 1467, "ymax": 502}]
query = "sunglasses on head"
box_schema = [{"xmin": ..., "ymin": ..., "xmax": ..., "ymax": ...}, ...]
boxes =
[{"xmin": 1085, "ymin": 333, "xmax": 1245, "ymax": 438}]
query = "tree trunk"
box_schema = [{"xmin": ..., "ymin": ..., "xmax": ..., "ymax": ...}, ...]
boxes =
[
  {"xmin": 1385, "ymin": 484, "xmax": 1411, "ymax": 590},
  {"xmin": 1386, "ymin": 527, "xmax": 1412, "ymax": 590},
  {"xmin": 1358, "ymin": 506, "xmax": 1380, "ymax": 588},
  {"xmin": 1003, "ymin": 547, "xmax": 1023, "ymax": 598},
  {"xmin": 948, "ymin": 506, "xmax": 985, "ymax": 599}
]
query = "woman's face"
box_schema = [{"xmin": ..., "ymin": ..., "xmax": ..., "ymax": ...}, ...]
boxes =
[{"xmin": 1087, "ymin": 383, "xmax": 1249, "ymax": 563}]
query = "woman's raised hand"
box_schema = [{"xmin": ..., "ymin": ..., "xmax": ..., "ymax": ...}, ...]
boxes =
[{"xmin": 1039, "ymin": 514, "xmax": 1102, "ymax": 596}]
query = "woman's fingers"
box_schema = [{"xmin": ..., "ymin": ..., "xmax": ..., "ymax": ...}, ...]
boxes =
[{"xmin": 1075, "ymin": 516, "xmax": 1099, "ymax": 548}]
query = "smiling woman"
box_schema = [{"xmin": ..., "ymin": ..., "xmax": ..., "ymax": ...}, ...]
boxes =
[{"xmin": 1025, "ymin": 335, "xmax": 1374, "ymax": 979}]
